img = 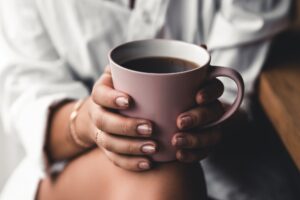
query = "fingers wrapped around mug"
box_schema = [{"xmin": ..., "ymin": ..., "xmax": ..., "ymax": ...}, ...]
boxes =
[
  {"xmin": 177, "ymin": 100, "xmax": 224, "ymax": 130},
  {"xmin": 89, "ymin": 105, "xmax": 153, "ymax": 138},
  {"xmin": 93, "ymin": 121, "xmax": 156, "ymax": 171},
  {"xmin": 195, "ymin": 78, "xmax": 224, "ymax": 105},
  {"xmin": 95, "ymin": 129, "xmax": 157, "ymax": 156},
  {"xmin": 101, "ymin": 147, "xmax": 153, "ymax": 171},
  {"xmin": 92, "ymin": 70, "xmax": 132, "ymax": 109},
  {"xmin": 171, "ymin": 128, "xmax": 222, "ymax": 162}
]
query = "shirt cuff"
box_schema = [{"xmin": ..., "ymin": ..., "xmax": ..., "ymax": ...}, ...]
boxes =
[
  {"xmin": 13, "ymin": 87, "xmax": 89, "ymax": 158},
  {"xmin": 0, "ymin": 156, "xmax": 45, "ymax": 200},
  {"xmin": 2, "ymin": 84, "xmax": 89, "ymax": 199}
]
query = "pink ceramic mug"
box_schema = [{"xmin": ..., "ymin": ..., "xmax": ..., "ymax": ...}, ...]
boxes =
[{"xmin": 109, "ymin": 39, "xmax": 244, "ymax": 162}]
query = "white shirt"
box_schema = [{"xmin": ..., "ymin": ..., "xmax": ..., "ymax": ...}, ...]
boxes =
[{"xmin": 0, "ymin": 0, "xmax": 291, "ymax": 199}]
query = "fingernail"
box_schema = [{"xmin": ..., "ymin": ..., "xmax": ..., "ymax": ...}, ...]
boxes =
[
  {"xmin": 141, "ymin": 144, "xmax": 156, "ymax": 154},
  {"xmin": 115, "ymin": 96, "xmax": 129, "ymax": 107},
  {"xmin": 138, "ymin": 161, "xmax": 150, "ymax": 170},
  {"xmin": 196, "ymin": 93, "xmax": 205, "ymax": 103},
  {"xmin": 180, "ymin": 115, "xmax": 193, "ymax": 129},
  {"xmin": 176, "ymin": 136, "xmax": 187, "ymax": 147},
  {"xmin": 178, "ymin": 151, "xmax": 186, "ymax": 161},
  {"xmin": 137, "ymin": 124, "xmax": 152, "ymax": 135}
]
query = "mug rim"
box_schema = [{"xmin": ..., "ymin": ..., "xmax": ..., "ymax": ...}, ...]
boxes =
[{"xmin": 108, "ymin": 39, "xmax": 211, "ymax": 76}]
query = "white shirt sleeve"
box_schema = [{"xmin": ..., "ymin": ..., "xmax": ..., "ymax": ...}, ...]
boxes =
[
  {"xmin": 0, "ymin": 0, "xmax": 89, "ymax": 199},
  {"xmin": 206, "ymin": 0, "xmax": 291, "ymax": 109}
]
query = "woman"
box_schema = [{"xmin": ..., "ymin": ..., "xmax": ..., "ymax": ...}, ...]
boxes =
[{"xmin": 0, "ymin": 0, "xmax": 291, "ymax": 199}]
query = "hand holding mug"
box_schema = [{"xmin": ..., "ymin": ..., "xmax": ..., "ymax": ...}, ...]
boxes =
[
  {"xmin": 172, "ymin": 78, "xmax": 224, "ymax": 162},
  {"xmin": 110, "ymin": 39, "xmax": 244, "ymax": 162},
  {"xmin": 87, "ymin": 66, "xmax": 225, "ymax": 171},
  {"xmin": 89, "ymin": 67, "xmax": 157, "ymax": 171}
]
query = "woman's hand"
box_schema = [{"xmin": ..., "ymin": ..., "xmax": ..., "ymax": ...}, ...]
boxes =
[
  {"xmin": 88, "ymin": 67, "xmax": 157, "ymax": 171},
  {"xmin": 81, "ymin": 67, "xmax": 224, "ymax": 168},
  {"xmin": 172, "ymin": 79, "xmax": 225, "ymax": 162}
]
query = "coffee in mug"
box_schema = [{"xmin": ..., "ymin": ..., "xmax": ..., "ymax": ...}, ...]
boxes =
[{"xmin": 121, "ymin": 57, "xmax": 199, "ymax": 73}]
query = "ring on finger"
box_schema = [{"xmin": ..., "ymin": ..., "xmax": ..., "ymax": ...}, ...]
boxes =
[{"xmin": 95, "ymin": 129, "xmax": 104, "ymax": 144}]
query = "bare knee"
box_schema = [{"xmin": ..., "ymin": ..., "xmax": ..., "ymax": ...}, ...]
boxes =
[
  {"xmin": 114, "ymin": 161, "xmax": 207, "ymax": 200},
  {"xmin": 37, "ymin": 149, "xmax": 207, "ymax": 200},
  {"xmin": 155, "ymin": 162, "xmax": 207, "ymax": 200}
]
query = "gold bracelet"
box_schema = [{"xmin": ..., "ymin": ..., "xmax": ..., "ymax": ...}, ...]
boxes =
[{"xmin": 69, "ymin": 98, "xmax": 91, "ymax": 148}]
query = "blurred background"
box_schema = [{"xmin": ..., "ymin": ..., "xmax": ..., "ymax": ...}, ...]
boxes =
[{"xmin": 201, "ymin": 1, "xmax": 300, "ymax": 198}]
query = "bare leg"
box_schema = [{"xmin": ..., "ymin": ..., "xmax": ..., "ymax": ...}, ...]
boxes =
[{"xmin": 37, "ymin": 149, "xmax": 207, "ymax": 200}]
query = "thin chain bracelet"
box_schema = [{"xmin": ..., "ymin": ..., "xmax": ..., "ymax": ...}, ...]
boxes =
[{"xmin": 69, "ymin": 98, "xmax": 91, "ymax": 148}]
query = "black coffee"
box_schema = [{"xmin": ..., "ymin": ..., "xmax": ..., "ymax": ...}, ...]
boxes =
[{"xmin": 121, "ymin": 57, "xmax": 199, "ymax": 73}]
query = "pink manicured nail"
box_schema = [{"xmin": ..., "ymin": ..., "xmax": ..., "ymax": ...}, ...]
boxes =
[
  {"xmin": 115, "ymin": 96, "xmax": 129, "ymax": 107},
  {"xmin": 196, "ymin": 92, "xmax": 206, "ymax": 103},
  {"xmin": 137, "ymin": 124, "xmax": 152, "ymax": 135},
  {"xmin": 180, "ymin": 115, "xmax": 193, "ymax": 129},
  {"xmin": 141, "ymin": 144, "xmax": 156, "ymax": 154},
  {"xmin": 138, "ymin": 162, "xmax": 150, "ymax": 170}
]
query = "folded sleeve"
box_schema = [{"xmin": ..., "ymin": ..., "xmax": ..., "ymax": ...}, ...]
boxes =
[
  {"xmin": 0, "ymin": 0, "xmax": 89, "ymax": 199},
  {"xmin": 206, "ymin": 0, "xmax": 291, "ymax": 108}
]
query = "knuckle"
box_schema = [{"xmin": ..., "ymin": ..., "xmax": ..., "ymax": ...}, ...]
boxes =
[
  {"xmin": 126, "ymin": 143, "xmax": 137, "ymax": 154},
  {"xmin": 104, "ymin": 142, "xmax": 114, "ymax": 152},
  {"xmin": 95, "ymin": 111, "xmax": 106, "ymax": 130},
  {"xmin": 187, "ymin": 135, "xmax": 198, "ymax": 147},
  {"xmin": 104, "ymin": 89, "xmax": 116, "ymax": 107},
  {"xmin": 95, "ymin": 115, "xmax": 104, "ymax": 130},
  {"xmin": 99, "ymin": 73, "xmax": 110, "ymax": 83},
  {"xmin": 118, "ymin": 159, "xmax": 133, "ymax": 170},
  {"xmin": 91, "ymin": 81, "xmax": 103, "ymax": 102},
  {"xmin": 92, "ymin": 78, "xmax": 115, "ymax": 107},
  {"xmin": 121, "ymin": 119, "xmax": 135, "ymax": 135},
  {"xmin": 193, "ymin": 135, "xmax": 203, "ymax": 147},
  {"xmin": 99, "ymin": 88, "xmax": 111, "ymax": 106},
  {"xmin": 190, "ymin": 111, "xmax": 201, "ymax": 125}
]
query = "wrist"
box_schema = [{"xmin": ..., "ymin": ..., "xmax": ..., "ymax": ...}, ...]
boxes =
[{"xmin": 72, "ymin": 97, "xmax": 95, "ymax": 148}]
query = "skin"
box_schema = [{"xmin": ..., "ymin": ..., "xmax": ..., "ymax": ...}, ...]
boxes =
[
  {"xmin": 39, "ymin": 65, "xmax": 224, "ymax": 199},
  {"xmin": 37, "ymin": 149, "xmax": 207, "ymax": 200}
]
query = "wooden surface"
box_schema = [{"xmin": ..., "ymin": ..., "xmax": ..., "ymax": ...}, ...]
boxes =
[{"xmin": 259, "ymin": 64, "xmax": 300, "ymax": 170}]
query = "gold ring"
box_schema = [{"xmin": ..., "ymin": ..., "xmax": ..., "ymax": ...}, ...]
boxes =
[{"xmin": 95, "ymin": 129, "xmax": 103, "ymax": 144}]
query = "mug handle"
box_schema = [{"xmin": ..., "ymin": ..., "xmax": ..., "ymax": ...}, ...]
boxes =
[{"xmin": 202, "ymin": 65, "xmax": 245, "ymax": 129}]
